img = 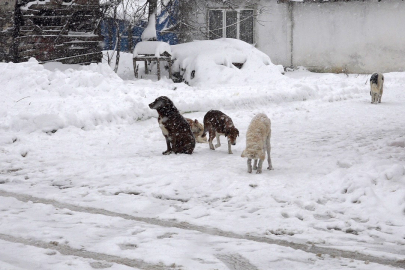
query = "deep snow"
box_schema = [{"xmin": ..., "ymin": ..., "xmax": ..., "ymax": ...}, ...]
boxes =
[{"xmin": 0, "ymin": 52, "xmax": 404, "ymax": 269}]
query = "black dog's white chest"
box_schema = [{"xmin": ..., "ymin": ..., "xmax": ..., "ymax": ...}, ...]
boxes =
[{"xmin": 158, "ymin": 117, "xmax": 169, "ymax": 136}]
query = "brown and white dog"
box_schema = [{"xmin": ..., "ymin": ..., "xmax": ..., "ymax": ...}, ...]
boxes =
[
  {"xmin": 185, "ymin": 118, "xmax": 207, "ymax": 143},
  {"xmin": 202, "ymin": 110, "xmax": 239, "ymax": 154},
  {"xmin": 241, "ymin": 113, "xmax": 273, "ymax": 174},
  {"xmin": 149, "ymin": 96, "xmax": 195, "ymax": 155},
  {"xmin": 370, "ymin": 72, "xmax": 384, "ymax": 104}
]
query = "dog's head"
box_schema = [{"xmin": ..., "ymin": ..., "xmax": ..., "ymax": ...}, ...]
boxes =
[
  {"xmin": 225, "ymin": 126, "xmax": 239, "ymax": 145},
  {"xmin": 192, "ymin": 119, "xmax": 204, "ymax": 134},
  {"xmin": 149, "ymin": 96, "xmax": 178, "ymax": 115},
  {"xmin": 241, "ymin": 149, "xmax": 265, "ymax": 160},
  {"xmin": 370, "ymin": 73, "xmax": 379, "ymax": 85}
]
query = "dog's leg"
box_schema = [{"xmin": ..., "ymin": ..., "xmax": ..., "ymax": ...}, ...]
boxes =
[
  {"xmin": 247, "ymin": 158, "xmax": 252, "ymax": 173},
  {"xmin": 253, "ymin": 159, "xmax": 258, "ymax": 170},
  {"xmin": 266, "ymin": 135, "xmax": 273, "ymax": 170},
  {"xmin": 374, "ymin": 93, "xmax": 378, "ymax": 104},
  {"xmin": 215, "ymin": 133, "xmax": 221, "ymax": 148},
  {"xmin": 162, "ymin": 136, "xmax": 172, "ymax": 155},
  {"xmin": 227, "ymin": 141, "xmax": 233, "ymax": 154},
  {"xmin": 208, "ymin": 130, "xmax": 215, "ymax": 150},
  {"xmin": 256, "ymin": 159, "xmax": 264, "ymax": 174},
  {"xmin": 380, "ymin": 83, "xmax": 383, "ymax": 103}
]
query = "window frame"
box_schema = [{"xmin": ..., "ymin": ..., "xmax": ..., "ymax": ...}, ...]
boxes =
[{"xmin": 208, "ymin": 8, "xmax": 255, "ymax": 44}]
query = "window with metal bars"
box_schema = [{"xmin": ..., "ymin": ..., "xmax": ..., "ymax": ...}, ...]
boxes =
[{"xmin": 208, "ymin": 9, "xmax": 254, "ymax": 44}]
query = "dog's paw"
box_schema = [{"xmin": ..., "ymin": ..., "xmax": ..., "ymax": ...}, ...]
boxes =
[
  {"xmin": 256, "ymin": 170, "xmax": 262, "ymax": 174},
  {"xmin": 215, "ymin": 144, "xmax": 221, "ymax": 148},
  {"xmin": 267, "ymin": 166, "xmax": 273, "ymax": 170},
  {"xmin": 162, "ymin": 150, "xmax": 173, "ymax": 155}
]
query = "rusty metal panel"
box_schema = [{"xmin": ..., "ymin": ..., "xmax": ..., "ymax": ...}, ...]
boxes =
[
  {"xmin": 0, "ymin": 0, "xmax": 16, "ymax": 12},
  {"xmin": 0, "ymin": 0, "xmax": 103, "ymax": 64}
]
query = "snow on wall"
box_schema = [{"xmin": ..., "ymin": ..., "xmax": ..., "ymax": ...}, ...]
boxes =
[{"xmin": 256, "ymin": 0, "xmax": 405, "ymax": 73}]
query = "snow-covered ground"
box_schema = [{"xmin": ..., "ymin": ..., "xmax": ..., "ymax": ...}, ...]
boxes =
[{"xmin": 0, "ymin": 52, "xmax": 404, "ymax": 270}]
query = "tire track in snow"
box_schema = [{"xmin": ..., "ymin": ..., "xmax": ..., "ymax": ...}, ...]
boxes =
[
  {"xmin": 215, "ymin": 254, "xmax": 259, "ymax": 270},
  {"xmin": 1, "ymin": 189, "xmax": 404, "ymax": 269},
  {"xmin": 0, "ymin": 233, "xmax": 175, "ymax": 270}
]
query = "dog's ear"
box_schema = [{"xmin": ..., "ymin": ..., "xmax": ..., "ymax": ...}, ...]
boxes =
[
  {"xmin": 224, "ymin": 130, "xmax": 229, "ymax": 137},
  {"xmin": 194, "ymin": 119, "xmax": 199, "ymax": 124}
]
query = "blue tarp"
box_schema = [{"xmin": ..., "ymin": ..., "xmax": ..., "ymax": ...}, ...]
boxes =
[{"xmin": 101, "ymin": 0, "xmax": 178, "ymax": 52}]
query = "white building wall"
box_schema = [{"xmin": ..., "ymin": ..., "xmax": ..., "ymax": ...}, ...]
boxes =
[
  {"xmin": 256, "ymin": 0, "xmax": 405, "ymax": 73},
  {"xmin": 292, "ymin": 1, "xmax": 405, "ymax": 73},
  {"xmin": 255, "ymin": 1, "xmax": 291, "ymax": 67}
]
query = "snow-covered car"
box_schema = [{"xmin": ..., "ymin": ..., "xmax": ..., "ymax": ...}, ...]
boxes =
[{"xmin": 170, "ymin": 38, "xmax": 284, "ymax": 86}]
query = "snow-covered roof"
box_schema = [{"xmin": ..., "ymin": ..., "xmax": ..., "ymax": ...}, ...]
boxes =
[{"xmin": 133, "ymin": 41, "xmax": 172, "ymax": 58}]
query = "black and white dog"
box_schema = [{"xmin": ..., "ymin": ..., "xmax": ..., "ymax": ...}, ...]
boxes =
[
  {"xmin": 149, "ymin": 96, "xmax": 195, "ymax": 155},
  {"xmin": 370, "ymin": 72, "xmax": 384, "ymax": 104}
]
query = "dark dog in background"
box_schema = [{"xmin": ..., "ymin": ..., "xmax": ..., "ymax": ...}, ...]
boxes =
[
  {"xmin": 370, "ymin": 72, "xmax": 384, "ymax": 104},
  {"xmin": 149, "ymin": 96, "xmax": 195, "ymax": 155},
  {"xmin": 202, "ymin": 110, "xmax": 239, "ymax": 154}
]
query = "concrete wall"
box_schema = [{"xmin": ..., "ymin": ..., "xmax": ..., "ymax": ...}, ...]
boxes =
[
  {"xmin": 256, "ymin": 0, "xmax": 405, "ymax": 73},
  {"xmin": 255, "ymin": 1, "xmax": 291, "ymax": 68}
]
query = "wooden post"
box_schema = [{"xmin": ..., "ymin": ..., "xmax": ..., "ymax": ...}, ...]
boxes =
[
  {"xmin": 157, "ymin": 58, "xmax": 160, "ymax": 80},
  {"xmin": 168, "ymin": 59, "xmax": 172, "ymax": 79},
  {"xmin": 133, "ymin": 59, "xmax": 137, "ymax": 78},
  {"xmin": 144, "ymin": 60, "xmax": 148, "ymax": 74}
]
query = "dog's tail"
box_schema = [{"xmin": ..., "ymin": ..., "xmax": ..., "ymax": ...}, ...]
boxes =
[{"xmin": 201, "ymin": 124, "xmax": 208, "ymax": 138}]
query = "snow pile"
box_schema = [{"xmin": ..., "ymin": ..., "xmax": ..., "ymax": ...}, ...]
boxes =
[
  {"xmin": 1, "ymin": 56, "xmax": 370, "ymax": 134},
  {"xmin": 0, "ymin": 58, "xmax": 154, "ymax": 133},
  {"xmin": 141, "ymin": 12, "xmax": 157, "ymax": 41},
  {"xmin": 171, "ymin": 38, "xmax": 285, "ymax": 86}
]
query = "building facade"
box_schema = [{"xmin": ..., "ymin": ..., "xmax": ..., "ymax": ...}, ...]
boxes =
[{"xmin": 180, "ymin": 0, "xmax": 405, "ymax": 73}]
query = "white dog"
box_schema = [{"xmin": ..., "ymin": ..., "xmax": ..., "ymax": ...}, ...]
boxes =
[
  {"xmin": 241, "ymin": 113, "xmax": 273, "ymax": 174},
  {"xmin": 370, "ymin": 72, "xmax": 384, "ymax": 104}
]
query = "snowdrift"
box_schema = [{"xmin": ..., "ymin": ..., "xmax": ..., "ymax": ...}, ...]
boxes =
[
  {"xmin": 1, "ymin": 55, "xmax": 405, "ymax": 267},
  {"xmin": 0, "ymin": 56, "xmax": 372, "ymax": 133},
  {"xmin": 171, "ymin": 38, "xmax": 285, "ymax": 86}
]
